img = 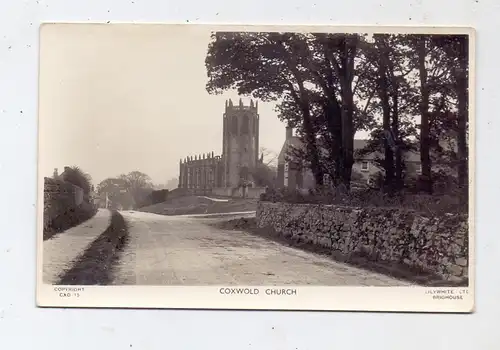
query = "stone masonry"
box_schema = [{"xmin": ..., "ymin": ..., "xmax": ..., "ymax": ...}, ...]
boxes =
[
  {"xmin": 256, "ymin": 202, "xmax": 469, "ymax": 283},
  {"xmin": 178, "ymin": 99, "xmax": 261, "ymax": 194}
]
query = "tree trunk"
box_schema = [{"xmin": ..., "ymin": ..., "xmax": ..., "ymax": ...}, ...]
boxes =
[
  {"xmin": 283, "ymin": 47, "xmax": 325, "ymax": 188},
  {"xmin": 340, "ymin": 85, "xmax": 355, "ymax": 189},
  {"xmin": 384, "ymin": 39, "xmax": 403, "ymax": 192},
  {"xmin": 417, "ymin": 37, "xmax": 433, "ymax": 194},
  {"xmin": 300, "ymin": 100, "xmax": 324, "ymax": 187},
  {"xmin": 338, "ymin": 38, "xmax": 358, "ymax": 190},
  {"xmin": 392, "ymin": 90, "xmax": 403, "ymax": 190},
  {"xmin": 323, "ymin": 98, "xmax": 343, "ymax": 185},
  {"xmin": 375, "ymin": 37, "xmax": 395, "ymax": 192}
]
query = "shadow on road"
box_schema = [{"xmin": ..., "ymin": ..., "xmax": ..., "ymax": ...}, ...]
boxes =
[
  {"xmin": 210, "ymin": 217, "xmax": 469, "ymax": 287},
  {"xmin": 57, "ymin": 210, "xmax": 130, "ymax": 285}
]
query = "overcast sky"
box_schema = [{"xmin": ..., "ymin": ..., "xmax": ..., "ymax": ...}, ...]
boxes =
[{"xmin": 38, "ymin": 24, "xmax": 287, "ymax": 186}]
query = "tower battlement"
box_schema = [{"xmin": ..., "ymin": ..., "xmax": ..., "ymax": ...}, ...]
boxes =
[
  {"xmin": 224, "ymin": 98, "xmax": 259, "ymax": 113},
  {"xmin": 178, "ymin": 98, "xmax": 260, "ymax": 192},
  {"xmin": 222, "ymin": 98, "xmax": 260, "ymax": 188}
]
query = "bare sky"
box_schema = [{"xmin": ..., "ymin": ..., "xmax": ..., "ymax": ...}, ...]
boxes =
[{"xmin": 38, "ymin": 24, "xmax": 287, "ymax": 185}]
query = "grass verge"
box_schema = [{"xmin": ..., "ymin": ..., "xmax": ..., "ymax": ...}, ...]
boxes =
[
  {"xmin": 56, "ymin": 210, "xmax": 130, "ymax": 285},
  {"xmin": 139, "ymin": 195, "xmax": 258, "ymax": 216}
]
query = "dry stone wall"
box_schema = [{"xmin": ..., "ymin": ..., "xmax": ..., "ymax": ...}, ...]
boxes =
[{"xmin": 256, "ymin": 202, "xmax": 469, "ymax": 283}]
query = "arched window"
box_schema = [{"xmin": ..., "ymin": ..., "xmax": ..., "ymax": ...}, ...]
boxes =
[
  {"xmin": 240, "ymin": 166, "xmax": 249, "ymax": 181},
  {"xmin": 241, "ymin": 115, "xmax": 250, "ymax": 134},
  {"xmin": 231, "ymin": 116, "xmax": 238, "ymax": 134}
]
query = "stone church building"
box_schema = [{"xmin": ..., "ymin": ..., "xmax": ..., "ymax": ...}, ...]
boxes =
[{"xmin": 178, "ymin": 99, "xmax": 265, "ymax": 197}]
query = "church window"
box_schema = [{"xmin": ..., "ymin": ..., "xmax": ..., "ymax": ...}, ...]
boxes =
[
  {"xmin": 241, "ymin": 115, "xmax": 250, "ymax": 134},
  {"xmin": 240, "ymin": 166, "xmax": 249, "ymax": 181},
  {"xmin": 231, "ymin": 116, "xmax": 238, "ymax": 134}
]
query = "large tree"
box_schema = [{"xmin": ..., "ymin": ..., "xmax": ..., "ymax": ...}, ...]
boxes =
[
  {"xmin": 206, "ymin": 32, "xmax": 325, "ymax": 186},
  {"xmin": 119, "ymin": 171, "xmax": 154, "ymax": 207},
  {"xmin": 404, "ymin": 34, "xmax": 469, "ymax": 195},
  {"xmin": 96, "ymin": 177, "xmax": 129, "ymax": 195},
  {"xmin": 206, "ymin": 32, "xmax": 371, "ymax": 189},
  {"xmin": 430, "ymin": 35, "xmax": 469, "ymax": 201},
  {"xmin": 96, "ymin": 177, "xmax": 133, "ymax": 208},
  {"xmin": 98, "ymin": 171, "xmax": 154, "ymax": 209},
  {"xmin": 357, "ymin": 34, "xmax": 419, "ymax": 192},
  {"xmin": 62, "ymin": 166, "xmax": 92, "ymax": 197},
  {"xmin": 206, "ymin": 31, "xmax": 469, "ymax": 197}
]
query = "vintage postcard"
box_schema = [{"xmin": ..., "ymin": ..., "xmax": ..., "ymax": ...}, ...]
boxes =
[{"xmin": 36, "ymin": 23, "xmax": 475, "ymax": 312}]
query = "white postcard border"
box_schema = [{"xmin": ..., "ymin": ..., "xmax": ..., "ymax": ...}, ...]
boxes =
[{"xmin": 36, "ymin": 23, "xmax": 475, "ymax": 313}]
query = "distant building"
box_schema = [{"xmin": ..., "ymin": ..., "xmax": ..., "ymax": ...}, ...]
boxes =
[
  {"xmin": 276, "ymin": 126, "xmax": 424, "ymax": 190},
  {"xmin": 178, "ymin": 98, "xmax": 262, "ymax": 194},
  {"xmin": 164, "ymin": 177, "xmax": 179, "ymax": 190}
]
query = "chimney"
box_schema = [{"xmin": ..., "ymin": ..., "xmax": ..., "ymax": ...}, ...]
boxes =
[
  {"xmin": 53, "ymin": 168, "xmax": 58, "ymax": 178},
  {"xmin": 286, "ymin": 126, "xmax": 293, "ymax": 140}
]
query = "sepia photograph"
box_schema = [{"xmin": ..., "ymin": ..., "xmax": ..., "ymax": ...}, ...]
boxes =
[{"xmin": 36, "ymin": 24, "xmax": 474, "ymax": 312}]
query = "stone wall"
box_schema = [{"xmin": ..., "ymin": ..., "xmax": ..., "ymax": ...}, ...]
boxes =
[
  {"xmin": 43, "ymin": 177, "xmax": 85, "ymax": 232},
  {"xmin": 245, "ymin": 187, "xmax": 266, "ymax": 199},
  {"xmin": 256, "ymin": 202, "xmax": 469, "ymax": 283}
]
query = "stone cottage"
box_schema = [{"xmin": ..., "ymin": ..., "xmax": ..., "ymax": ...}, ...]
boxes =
[{"xmin": 276, "ymin": 126, "xmax": 423, "ymax": 190}]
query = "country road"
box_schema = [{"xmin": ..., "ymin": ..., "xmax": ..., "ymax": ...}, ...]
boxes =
[
  {"xmin": 43, "ymin": 210, "xmax": 411, "ymax": 286},
  {"xmin": 114, "ymin": 211, "xmax": 410, "ymax": 286}
]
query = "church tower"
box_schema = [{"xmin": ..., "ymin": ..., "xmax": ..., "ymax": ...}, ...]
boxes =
[{"xmin": 222, "ymin": 98, "xmax": 260, "ymax": 188}]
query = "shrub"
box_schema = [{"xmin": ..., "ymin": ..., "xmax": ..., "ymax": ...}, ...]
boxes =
[
  {"xmin": 367, "ymin": 172, "xmax": 385, "ymax": 190},
  {"xmin": 62, "ymin": 166, "xmax": 92, "ymax": 196},
  {"xmin": 432, "ymin": 169, "xmax": 459, "ymax": 195},
  {"xmin": 260, "ymin": 186, "xmax": 466, "ymax": 215},
  {"xmin": 151, "ymin": 189, "xmax": 169, "ymax": 204},
  {"xmin": 249, "ymin": 163, "xmax": 277, "ymax": 188},
  {"xmin": 260, "ymin": 187, "xmax": 309, "ymax": 204}
]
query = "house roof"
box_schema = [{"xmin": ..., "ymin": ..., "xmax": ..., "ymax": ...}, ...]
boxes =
[
  {"xmin": 278, "ymin": 136, "xmax": 302, "ymax": 164},
  {"xmin": 278, "ymin": 137, "xmax": 421, "ymax": 164}
]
